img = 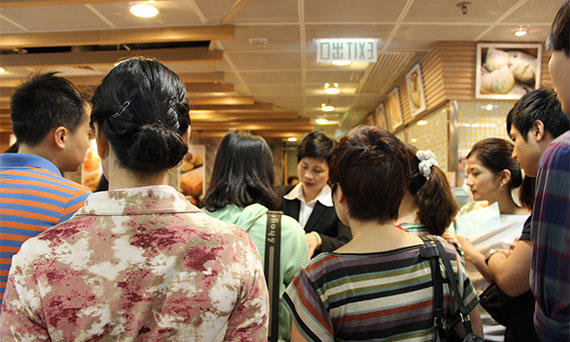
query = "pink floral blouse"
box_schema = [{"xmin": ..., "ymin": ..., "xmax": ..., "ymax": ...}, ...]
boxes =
[{"xmin": 0, "ymin": 186, "xmax": 269, "ymax": 341}]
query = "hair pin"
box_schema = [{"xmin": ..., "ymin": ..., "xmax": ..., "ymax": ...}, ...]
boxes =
[{"xmin": 111, "ymin": 100, "xmax": 131, "ymax": 118}]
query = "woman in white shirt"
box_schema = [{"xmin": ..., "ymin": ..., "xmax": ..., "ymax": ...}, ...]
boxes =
[{"xmin": 457, "ymin": 138, "xmax": 530, "ymax": 341}]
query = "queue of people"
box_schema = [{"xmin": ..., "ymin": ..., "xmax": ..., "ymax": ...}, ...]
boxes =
[{"xmin": 0, "ymin": 1, "xmax": 568, "ymax": 341}]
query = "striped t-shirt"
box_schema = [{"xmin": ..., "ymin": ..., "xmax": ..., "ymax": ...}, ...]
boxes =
[
  {"xmin": 283, "ymin": 240, "xmax": 478, "ymax": 341},
  {"xmin": 0, "ymin": 153, "xmax": 90, "ymax": 305}
]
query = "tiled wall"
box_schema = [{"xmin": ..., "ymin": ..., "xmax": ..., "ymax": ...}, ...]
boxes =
[
  {"xmin": 456, "ymin": 100, "xmax": 516, "ymax": 156},
  {"xmin": 406, "ymin": 106, "xmax": 449, "ymax": 172}
]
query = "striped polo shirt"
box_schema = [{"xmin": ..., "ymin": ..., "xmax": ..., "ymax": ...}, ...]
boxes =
[
  {"xmin": 0, "ymin": 153, "xmax": 90, "ymax": 305},
  {"xmin": 283, "ymin": 240, "xmax": 478, "ymax": 341}
]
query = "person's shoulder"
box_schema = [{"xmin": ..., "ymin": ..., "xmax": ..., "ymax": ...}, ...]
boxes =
[{"xmin": 280, "ymin": 214, "xmax": 304, "ymax": 231}]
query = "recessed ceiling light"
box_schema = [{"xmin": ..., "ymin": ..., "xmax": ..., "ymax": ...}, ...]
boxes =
[
  {"xmin": 331, "ymin": 60, "xmax": 351, "ymax": 66},
  {"xmin": 410, "ymin": 138, "xmax": 418, "ymax": 143},
  {"xmin": 316, "ymin": 118, "xmax": 329, "ymax": 125},
  {"xmin": 321, "ymin": 103, "xmax": 335, "ymax": 112},
  {"xmin": 0, "ymin": 67, "xmax": 5, "ymax": 73},
  {"xmin": 130, "ymin": 4, "xmax": 159, "ymax": 18},
  {"xmin": 287, "ymin": 137, "xmax": 298, "ymax": 142},
  {"xmin": 486, "ymin": 104, "xmax": 494, "ymax": 111},
  {"xmin": 514, "ymin": 27, "xmax": 528, "ymax": 37},
  {"xmin": 324, "ymin": 82, "xmax": 341, "ymax": 95},
  {"xmin": 417, "ymin": 120, "xmax": 428, "ymax": 126}
]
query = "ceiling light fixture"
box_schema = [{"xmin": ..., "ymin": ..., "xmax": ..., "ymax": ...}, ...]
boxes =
[
  {"xmin": 410, "ymin": 138, "xmax": 418, "ymax": 143},
  {"xmin": 0, "ymin": 67, "xmax": 5, "ymax": 73},
  {"xmin": 130, "ymin": 3, "xmax": 159, "ymax": 18},
  {"xmin": 321, "ymin": 102, "xmax": 335, "ymax": 112},
  {"xmin": 324, "ymin": 82, "xmax": 341, "ymax": 95},
  {"xmin": 514, "ymin": 27, "xmax": 528, "ymax": 37},
  {"xmin": 417, "ymin": 120, "xmax": 428, "ymax": 126},
  {"xmin": 316, "ymin": 118, "xmax": 329, "ymax": 125},
  {"xmin": 287, "ymin": 137, "xmax": 298, "ymax": 142},
  {"xmin": 331, "ymin": 60, "xmax": 351, "ymax": 66}
]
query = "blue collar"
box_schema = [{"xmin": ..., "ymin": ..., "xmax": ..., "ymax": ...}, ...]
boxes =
[{"xmin": 0, "ymin": 153, "xmax": 62, "ymax": 176}]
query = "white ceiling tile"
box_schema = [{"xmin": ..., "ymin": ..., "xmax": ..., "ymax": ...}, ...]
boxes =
[
  {"xmin": 304, "ymin": 0, "xmax": 405, "ymax": 23},
  {"xmin": 247, "ymin": 85, "xmax": 303, "ymax": 97},
  {"xmin": 223, "ymin": 25, "xmax": 301, "ymax": 51},
  {"xmin": 225, "ymin": 51, "xmax": 301, "ymax": 70},
  {"xmin": 405, "ymin": 0, "xmax": 519, "ymax": 23},
  {"xmin": 306, "ymin": 70, "xmax": 365, "ymax": 84},
  {"xmin": 480, "ymin": 25, "xmax": 551, "ymax": 42},
  {"xmin": 305, "ymin": 24, "xmax": 393, "ymax": 43},
  {"xmin": 502, "ymin": 0, "xmax": 563, "ymax": 23},
  {"xmin": 233, "ymin": 0, "xmax": 298, "ymax": 23},
  {"xmin": 193, "ymin": 0, "xmax": 236, "ymax": 24},
  {"xmin": 239, "ymin": 71, "xmax": 301, "ymax": 84},
  {"xmin": 89, "ymin": 1, "xmax": 204, "ymax": 28},
  {"xmin": 0, "ymin": 5, "xmax": 108, "ymax": 31},
  {"xmin": 391, "ymin": 25, "xmax": 488, "ymax": 50}
]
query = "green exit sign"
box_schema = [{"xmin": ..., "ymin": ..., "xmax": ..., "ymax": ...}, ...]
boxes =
[{"xmin": 316, "ymin": 39, "xmax": 378, "ymax": 63}]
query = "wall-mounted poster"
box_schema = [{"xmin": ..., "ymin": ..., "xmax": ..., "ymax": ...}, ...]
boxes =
[
  {"xmin": 476, "ymin": 43, "xmax": 541, "ymax": 100},
  {"xmin": 386, "ymin": 87, "xmax": 403, "ymax": 130},
  {"xmin": 374, "ymin": 103, "xmax": 387, "ymax": 129},
  {"xmin": 405, "ymin": 63, "xmax": 427, "ymax": 116},
  {"xmin": 180, "ymin": 144, "xmax": 205, "ymax": 206}
]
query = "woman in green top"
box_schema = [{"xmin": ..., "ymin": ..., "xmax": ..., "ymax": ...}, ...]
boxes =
[{"xmin": 203, "ymin": 130, "xmax": 310, "ymax": 342}]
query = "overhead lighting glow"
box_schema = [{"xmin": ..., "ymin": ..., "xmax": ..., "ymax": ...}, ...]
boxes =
[
  {"xmin": 324, "ymin": 82, "xmax": 341, "ymax": 95},
  {"xmin": 130, "ymin": 4, "xmax": 159, "ymax": 18},
  {"xmin": 417, "ymin": 120, "xmax": 428, "ymax": 126},
  {"xmin": 321, "ymin": 103, "xmax": 335, "ymax": 112},
  {"xmin": 287, "ymin": 137, "xmax": 298, "ymax": 142},
  {"xmin": 0, "ymin": 67, "xmax": 5, "ymax": 73},
  {"xmin": 331, "ymin": 60, "xmax": 351, "ymax": 66},
  {"xmin": 410, "ymin": 138, "xmax": 418, "ymax": 143},
  {"xmin": 316, "ymin": 118, "xmax": 329, "ymax": 125},
  {"xmin": 514, "ymin": 27, "xmax": 528, "ymax": 37},
  {"xmin": 486, "ymin": 104, "xmax": 494, "ymax": 111}
]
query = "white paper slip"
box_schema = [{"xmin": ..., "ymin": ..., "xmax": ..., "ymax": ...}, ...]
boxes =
[{"xmin": 455, "ymin": 202, "xmax": 501, "ymax": 238}]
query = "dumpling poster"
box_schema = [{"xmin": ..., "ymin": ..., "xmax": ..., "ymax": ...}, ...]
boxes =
[{"xmin": 475, "ymin": 43, "xmax": 542, "ymax": 100}]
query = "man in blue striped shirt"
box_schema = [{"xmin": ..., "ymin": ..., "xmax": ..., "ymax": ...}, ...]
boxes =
[
  {"xmin": 0, "ymin": 73, "xmax": 92, "ymax": 306},
  {"xmin": 530, "ymin": 2, "xmax": 570, "ymax": 340}
]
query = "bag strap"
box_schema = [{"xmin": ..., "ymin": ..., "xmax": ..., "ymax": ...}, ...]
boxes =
[
  {"xmin": 419, "ymin": 236, "xmax": 445, "ymax": 341},
  {"xmin": 432, "ymin": 237, "xmax": 477, "ymax": 337},
  {"xmin": 264, "ymin": 210, "xmax": 282, "ymax": 342}
]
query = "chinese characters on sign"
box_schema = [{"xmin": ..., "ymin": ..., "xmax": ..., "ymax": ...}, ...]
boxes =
[{"xmin": 316, "ymin": 39, "xmax": 378, "ymax": 63}]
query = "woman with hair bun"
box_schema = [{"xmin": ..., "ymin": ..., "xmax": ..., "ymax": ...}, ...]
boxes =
[
  {"xmin": 396, "ymin": 146, "xmax": 462, "ymax": 256},
  {"xmin": 0, "ymin": 57, "xmax": 269, "ymax": 341},
  {"xmin": 456, "ymin": 137, "xmax": 530, "ymax": 342}
]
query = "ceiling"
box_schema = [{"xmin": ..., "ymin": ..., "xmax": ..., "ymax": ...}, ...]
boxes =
[{"xmin": 0, "ymin": 0, "xmax": 563, "ymax": 140}]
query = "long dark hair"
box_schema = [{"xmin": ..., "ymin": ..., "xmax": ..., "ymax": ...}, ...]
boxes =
[
  {"xmin": 203, "ymin": 131, "xmax": 279, "ymax": 211},
  {"xmin": 406, "ymin": 146, "xmax": 458, "ymax": 235}
]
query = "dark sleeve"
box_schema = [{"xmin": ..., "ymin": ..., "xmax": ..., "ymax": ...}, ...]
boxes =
[
  {"xmin": 317, "ymin": 220, "xmax": 352, "ymax": 253},
  {"xmin": 519, "ymin": 215, "xmax": 532, "ymax": 241}
]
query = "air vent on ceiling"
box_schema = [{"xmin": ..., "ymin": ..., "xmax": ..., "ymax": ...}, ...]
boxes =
[{"xmin": 358, "ymin": 52, "xmax": 416, "ymax": 95}]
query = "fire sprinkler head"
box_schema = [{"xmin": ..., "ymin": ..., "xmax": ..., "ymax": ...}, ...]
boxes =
[{"xmin": 456, "ymin": 1, "xmax": 471, "ymax": 15}]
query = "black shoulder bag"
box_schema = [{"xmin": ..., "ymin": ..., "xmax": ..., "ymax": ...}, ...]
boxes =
[
  {"xmin": 264, "ymin": 210, "xmax": 282, "ymax": 342},
  {"xmin": 419, "ymin": 236, "xmax": 483, "ymax": 342}
]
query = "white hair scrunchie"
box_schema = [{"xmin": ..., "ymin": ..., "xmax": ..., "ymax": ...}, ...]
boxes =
[{"xmin": 416, "ymin": 149, "xmax": 438, "ymax": 178}]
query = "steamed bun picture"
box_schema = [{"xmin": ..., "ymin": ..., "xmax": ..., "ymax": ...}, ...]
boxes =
[{"xmin": 477, "ymin": 45, "xmax": 540, "ymax": 99}]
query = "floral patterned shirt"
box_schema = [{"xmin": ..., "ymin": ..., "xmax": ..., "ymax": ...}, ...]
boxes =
[{"xmin": 0, "ymin": 186, "xmax": 269, "ymax": 342}]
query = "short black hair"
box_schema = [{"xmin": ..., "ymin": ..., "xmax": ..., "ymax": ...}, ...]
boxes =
[
  {"xmin": 329, "ymin": 126, "xmax": 409, "ymax": 223},
  {"xmin": 547, "ymin": 0, "xmax": 570, "ymax": 56},
  {"xmin": 10, "ymin": 72, "xmax": 87, "ymax": 146},
  {"xmin": 506, "ymin": 87, "xmax": 570, "ymax": 140},
  {"xmin": 203, "ymin": 130, "xmax": 279, "ymax": 211},
  {"xmin": 297, "ymin": 131, "xmax": 336, "ymax": 163},
  {"xmin": 90, "ymin": 57, "xmax": 190, "ymax": 174}
]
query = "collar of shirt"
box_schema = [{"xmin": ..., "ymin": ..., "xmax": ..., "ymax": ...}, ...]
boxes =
[
  {"xmin": 284, "ymin": 182, "xmax": 333, "ymax": 208},
  {"xmin": 0, "ymin": 153, "xmax": 62, "ymax": 176},
  {"xmin": 78, "ymin": 185, "xmax": 201, "ymax": 216}
]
